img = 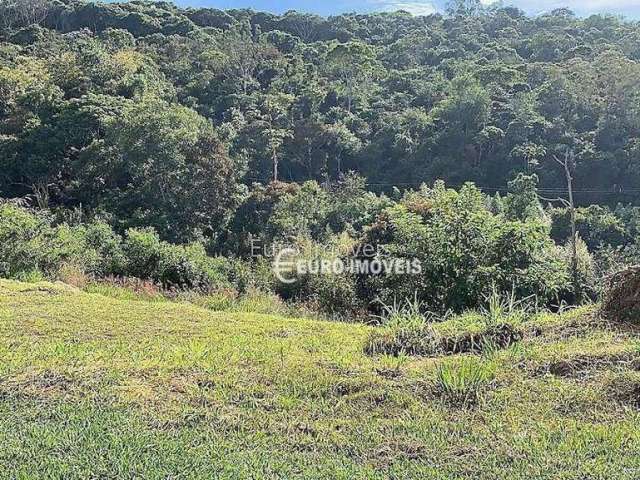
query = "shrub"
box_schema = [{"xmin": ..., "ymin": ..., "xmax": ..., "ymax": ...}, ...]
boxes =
[
  {"xmin": 0, "ymin": 206, "xmax": 267, "ymax": 295},
  {"xmin": 594, "ymin": 243, "xmax": 640, "ymax": 291},
  {"xmin": 268, "ymin": 181, "xmax": 331, "ymax": 241},
  {"xmin": 0, "ymin": 203, "xmax": 50, "ymax": 277},
  {"xmin": 122, "ymin": 228, "xmax": 164, "ymax": 280},
  {"xmin": 81, "ymin": 221, "xmax": 125, "ymax": 276},
  {"xmin": 178, "ymin": 289, "xmax": 237, "ymax": 311},
  {"xmin": 305, "ymin": 271, "xmax": 363, "ymax": 318},
  {"xmin": 122, "ymin": 228, "xmax": 233, "ymax": 290},
  {"xmin": 225, "ymin": 257, "xmax": 276, "ymax": 294},
  {"xmin": 231, "ymin": 288, "xmax": 291, "ymax": 315},
  {"xmin": 158, "ymin": 243, "xmax": 230, "ymax": 290},
  {"xmin": 356, "ymin": 182, "xmax": 571, "ymax": 314},
  {"xmin": 14, "ymin": 269, "xmax": 46, "ymax": 283},
  {"xmin": 269, "ymin": 235, "xmax": 366, "ymax": 317},
  {"xmin": 41, "ymin": 224, "xmax": 100, "ymax": 276},
  {"xmin": 178, "ymin": 287, "xmax": 290, "ymax": 315},
  {"xmin": 560, "ymin": 236, "xmax": 597, "ymax": 301},
  {"xmin": 550, "ymin": 205, "xmax": 627, "ymax": 251},
  {"xmin": 56, "ymin": 263, "xmax": 90, "ymax": 288},
  {"xmin": 0, "ymin": 204, "xmax": 112, "ymax": 279}
]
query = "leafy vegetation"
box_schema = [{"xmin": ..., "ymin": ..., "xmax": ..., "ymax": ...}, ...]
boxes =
[{"xmin": 1, "ymin": 0, "xmax": 640, "ymax": 315}]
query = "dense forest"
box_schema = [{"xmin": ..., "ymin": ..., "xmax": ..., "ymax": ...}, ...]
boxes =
[{"xmin": 1, "ymin": 0, "xmax": 640, "ymax": 315}]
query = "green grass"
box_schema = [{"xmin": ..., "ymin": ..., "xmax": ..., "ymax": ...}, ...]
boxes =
[{"xmin": 1, "ymin": 279, "xmax": 640, "ymax": 478}]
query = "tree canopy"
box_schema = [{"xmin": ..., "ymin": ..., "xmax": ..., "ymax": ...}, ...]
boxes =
[{"xmin": 0, "ymin": 0, "xmax": 639, "ymax": 247}]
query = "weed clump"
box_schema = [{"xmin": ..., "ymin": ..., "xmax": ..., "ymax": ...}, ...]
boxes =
[
  {"xmin": 434, "ymin": 357, "xmax": 497, "ymax": 407},
  {"xmin": 442, "ymin": 323, "xmax": 523, "ymax": 355},
  {"xmin": 364, "ymin": 298, "xmax": 444, "ymax": 356},
  {"xmin": 364, "ymin": 293, "xmax": 524, "ymax": 357},
  {"xmin": 444, "ymin": 287, "xmax": 526, "ymax": 354},
  {"xmin": 365, "ymin": 318, "xmax": 443, "ymax": 356},
  {"xmin": 606, "ymin": 373, "xmax": 640, "ymax": 409}
]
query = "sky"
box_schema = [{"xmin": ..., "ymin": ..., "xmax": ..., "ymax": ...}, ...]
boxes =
[{"xmin": 174, "ymin": 0, "xmax": 640, "ymax": 18}]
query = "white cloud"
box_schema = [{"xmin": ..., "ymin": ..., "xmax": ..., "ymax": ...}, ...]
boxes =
[
  {"xmin": 386, "ymin": 1, "xmax": 437, "ymax": 14},
  {"xmin": 360, "ymin": 0, "xmax": 640, "ymax": 18},
  {"xmin": 506, "ymin": 0, "xmax": 640, "ymax": 16},
  {"xmin": 368, "ymin": 0, "xmax": 437, "ymax": 15}
]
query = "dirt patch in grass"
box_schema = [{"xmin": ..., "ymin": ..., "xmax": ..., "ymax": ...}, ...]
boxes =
[
  {"xmin": 606, "ymin": 374, "xmax": 640, "ymax": 409},
  {"xmin": 523, "ymin": 313, "xmax": 602, "ymax": 342},
  {"xmin": 442, "ymin": 324, "xmax": 523, "ymax": 354},
  {"xmin": 331, "ymin": 378, "xmax": 372, "ymax": 397},
  {"xmin": 0, "ymin": 369, "xmax": 108, "ymax": 401},
  {"xmin": 365, "ymin": 323, "xmax": 522, "ymax": 357},
  {"xmin": 370, "ymin": 439, "xmax": 428, "ymax": 468},
  {"xmin": 537, "ymin": 353, "xmax": 640, "ymax": 379},
  {"xmin": 375, "ymin": 366, "xmax": 404, "ymax": 379}
]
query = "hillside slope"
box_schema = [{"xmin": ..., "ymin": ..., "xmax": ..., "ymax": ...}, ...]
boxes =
[{"xmin": 1, "ymin": 280, "xmax": 639, "ymax": 479}]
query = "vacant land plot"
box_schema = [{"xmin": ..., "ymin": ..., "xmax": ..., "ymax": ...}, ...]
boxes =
[{"xmin": 1, "ymin": 280, "xmax": 639, "ymax": 479}]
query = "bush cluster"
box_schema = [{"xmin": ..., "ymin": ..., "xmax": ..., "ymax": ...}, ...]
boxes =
[
  {"xmin": 355, "ymin": 182, "xmax": 574, "ymax": 313},
  {"xmin": 2, "ymin": 172, "xmax": 636, "ymax": 317},
  {"xmin": 0, "ymin": 203, "xmax": 240, "ymax": 291}
]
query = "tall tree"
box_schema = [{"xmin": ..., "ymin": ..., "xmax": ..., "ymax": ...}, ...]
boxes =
[{"xmin": 76, "ymin": 97, "xmax": 243, "ymax": 243}]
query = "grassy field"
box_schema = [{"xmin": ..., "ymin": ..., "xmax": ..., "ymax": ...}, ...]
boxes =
[{"xmin": 1, "ymin": 280, "xmax": 640, "ymax": 479}]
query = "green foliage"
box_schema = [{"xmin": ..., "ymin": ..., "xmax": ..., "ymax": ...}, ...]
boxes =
[
  {"xmin": 326, "ymin": 173, "xmax": 393, "ymax": 234},
  {"xmin": 2, "ymin": 0, "xmax": 639, "ymax": 218},
  {"xmin": 504, "ymin": 173, "xmax": 544, "ymax": 221},
  {"xmin": 179, "ymin": 288, "xmax": 293, "ymax": 316},
  {"xmin": 266, "ymin": 234, "xmax": 365, "ymax": 317},
  {"xmin": 122, "ymin": 228, "xmax": 232, "ymax": 290},
  {"xmin": 561, "ymin": 236, "xmax": 597, "ymax": 300},
  {"xmin": 0, "ymin": 204, "xmax": 237, "ymax": 291},
  {"xmin": 550, "ymin": 206, "xmax": 628, "ymax": 251},
  {"xmin": 358, "ymin": 182, "xmax": 570, "ymax": 313},
  {"xmin": 305, "ymin": 270, "xmax": 362, "ymax": 318},
  {"xmin": 268, "ymin": 181, "xmax": 331, "ymax": 240},
  {"xmin": 0, "ymin": 203, "xmax": 121, "ymax": 278},
  {"xmin": 76, "ymin": 97, "xmax": 242, "ymax": 243},
  {"xmin": 1, "ymin": 1, "xmax": 640, "ymax": 314},
  {"xmin": 0, "ymin": 203, "xmax": 49, "ymax": 277},
  {"xmin": 81, "ymin": 221, "xmax": 126, "ymax": 276}
]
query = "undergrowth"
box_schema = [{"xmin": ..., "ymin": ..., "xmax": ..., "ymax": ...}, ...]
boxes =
[{"xmin": 365, "ymin": 290, "xmax": 527, "ymax": 358}]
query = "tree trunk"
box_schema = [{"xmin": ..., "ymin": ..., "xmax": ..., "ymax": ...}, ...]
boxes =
[
  {"xmin": 272, "ymin": 148, "xmax": 278, "ymax": 182},
  {"xmin": 563, "ymin": 151, "xmax": 580, "ymax": 303}
]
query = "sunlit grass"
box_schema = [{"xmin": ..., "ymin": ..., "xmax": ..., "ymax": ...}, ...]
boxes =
[{"xmin": 1, "ymin": 279, "xmax": 640, "ymax": 479}]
